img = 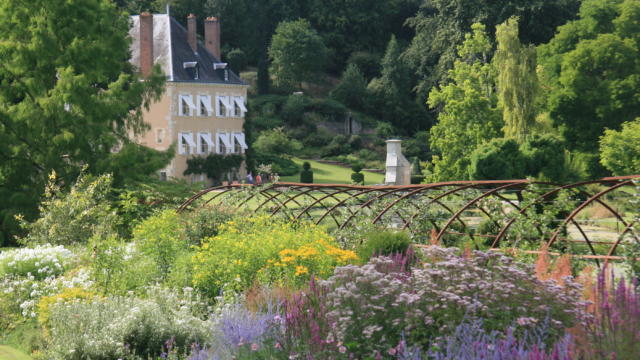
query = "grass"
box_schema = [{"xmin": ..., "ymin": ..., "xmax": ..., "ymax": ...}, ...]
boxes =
[
  {"xmin": 280, "ymin": 158, "xmax": 385, "ymax": 185},
  {"xmin": 0, "ymin": 346, "xmax": 32, "ymax": 360}
]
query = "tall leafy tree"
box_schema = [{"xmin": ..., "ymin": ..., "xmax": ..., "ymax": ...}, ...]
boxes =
[
  {"xmin": 0, "ymin": 0, "xmax": 165, "ymax": 244},
  {"xmin": 405, "ymin": 0, "xmax": 581, "ymax": 100},
  {"xmin": 427, "ymin": 23, "xmax": 503, "ymax": 181},
  {"xmin": 538, "ymin": 0, "xmax": 640, "ymax": 155},
  {"xmin": 368, "ymin": 36, "xmax": 429, "ymax": 134},
  {"xmin": 494, "ymin": 17, "xmax": 539, "ymax": 142},
  {"xmin": 269, "ymin": 19, "xmax": 327, "ymax": 89}
]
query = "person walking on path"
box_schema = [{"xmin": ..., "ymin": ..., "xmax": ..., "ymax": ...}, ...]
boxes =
[
  {"xmin": 255, "ymin": 173, "xmax": 262, "ymax": 185},
  {"xmin": 246, "ymin": 172, "xmax": 254, "ymax": 185}
]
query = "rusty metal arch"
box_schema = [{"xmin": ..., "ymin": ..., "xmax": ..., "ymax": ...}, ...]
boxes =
[
  {"xmin": 546, "ymin": 180, "xmax": 638, "ymax": 248},
  {"xmin": 177, "ymin": 176, "xmax": 639, "ymax": 261}
]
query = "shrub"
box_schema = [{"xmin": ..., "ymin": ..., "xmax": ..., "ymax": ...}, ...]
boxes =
[
  {"xmin": 308, "ymin": 98, "xmax": 347, "ymax": 122},
  {"xmin": 426, "ymin": 319, "xmax": 574, "ymax": 360},
  {"xmin": 191, "ymin": 215, "xmax": 358, "ymax": 297},
  {"xmin": 356, "ymin": 231, "xmax": 411, "ymax": 262},
  {"xmin": 253, "ymin": 127, "xmax": 302, "ymax": 157},
  {"xmin": 190, "ymin": 303, "xmax": 283, "ymax": 359},
  {"xmin": 91, "ymin": 238, "xmax": 157, "ymax": 295},
  {"xmin": 350, "ymin": 163, "xmax": 364, "ymax": 185},
  {"xmin": 132, "ymin": 210, "xmax": 189, "ymax": 279},
  {"xmin": 181, "ymin": 205, "xmax": 236, "ymax": 245},
  {"xmin": 282, "ymin": 95, "xmax": 309, "ymax": 126},
  {"xmin": 37, "ymin": 287, "xmax": 98, "ymax": 329},
  {"xmin": 0, "ymin": 245, "xmax": 75, "ymax": 280},
  {"xmin": 45, "ymin": 287, "xmax": 210, "ymax": 359},
  {"xmin": 253, "ymin": 153, "xmax": 299, "ymax": 176},
  {"xmin": 19, "ymin": 172, "xmax": 117, "ymax": 246},
  {"xmin": 600, "ymin": 118, "xmax": 640, "ymax": 176},
  {"xmin": 320, "ymin": 247, "xmax": 587, "ymax": 356},
  {"xmin": 300, "ymin": 162, "xmax": 314, "ymax": 183}
]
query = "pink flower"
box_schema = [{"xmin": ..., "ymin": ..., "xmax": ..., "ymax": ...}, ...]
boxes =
[
  {"xmin": 388, "ymin": 348, "xmax": 397, "ymax": 355},
  {"xmin": 339, "ymin": 346, "xmax": 347, "ymax": 353},
  {"xmin": 251, "ymin": 343, "xmax": 259, "ymax": 351},
  {"xmin": 274, "ymin": 342, "xmax": 282, "ymax": 349}
]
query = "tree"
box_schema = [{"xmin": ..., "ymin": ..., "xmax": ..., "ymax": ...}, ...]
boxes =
[
  {"xmin": 368, "ymin": 36, "xmax": 430, "ymax": 134},
  {"xmin": 269, "ymin": 19, "xmax": 327, "ymax": 89},
  {"xmin": 427, "ymin": 23, "xmax": 503, "ymax": 181},
  {"xmin": 308, "ymin": 0, "xmax": 419, "ymax": 71},
  {"xmin": 494, "ymin": 17, "xmax": 539, "ymax": 142},
  {"xmin": 330, "ymin": 64, "xmax": 368, "ymax": 111},
  {"xmin": 538, "ymin": 0, "xmax": 640, "ymax": 154},
  {"xmin": 468, "ymin": 138, "xmax": 526, "ymax": 180},
  {"xmin": 253, "ymin": 127, "xmax": 302, "ymax": 156},
  {"xmin": 405, "ymin": 0, "xmax": 581, "ymax": 100},
  {"xmin": 0, "ymin": 0, "xmax": 165, "ymax": 244},
  {"xmin": 600, "ymin": 118, "xmax": 640, "ymax": 176}
]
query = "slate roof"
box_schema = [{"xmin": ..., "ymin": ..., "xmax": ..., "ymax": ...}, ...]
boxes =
[{"xmin": 129, "ymin": 14, "xmax": 245, "ymax": 85}]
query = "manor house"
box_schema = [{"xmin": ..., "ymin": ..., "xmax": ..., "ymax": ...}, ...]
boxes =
[{"xmin": 129, "ymin": 12, "xmax": 249, "ymax": 184}]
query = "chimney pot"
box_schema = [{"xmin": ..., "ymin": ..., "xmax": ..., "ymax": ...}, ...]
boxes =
[
  {"xmin": 204, "ymin": 16, "xmax": 221, "ymax": 60},
  {"xmin": 187, "ymin": 14, "xmax": 197, "ymax": 53},
  {"xmin": 139, "ymin": 12, "xmax": 154, "ymax": 77}
]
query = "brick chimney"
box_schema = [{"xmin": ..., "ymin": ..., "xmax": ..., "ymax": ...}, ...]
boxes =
[
  {"xmin": 204, "ymin": 17, "xmax": 221, "ymax": 59},
  {"xmin": 139, "ymin": 12, "xmax": 154, "ymax": 77},
  {"xmin": 187, "ymin": 14, "xmax": 197, "ymax": 53}
]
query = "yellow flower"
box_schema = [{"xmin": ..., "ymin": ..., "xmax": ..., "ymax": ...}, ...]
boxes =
[{"xmin": 295, "ymin": 265, "xmax": 309, "ymax": 276}]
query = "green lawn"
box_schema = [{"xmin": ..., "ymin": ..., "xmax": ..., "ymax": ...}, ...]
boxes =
[
  {"xmin": 0, "ymin": 346, "xmax": 31, "ymax": 360},
  {"xmin": 280, "ymin": 158, "xmax": 385, "ymax": 185}
]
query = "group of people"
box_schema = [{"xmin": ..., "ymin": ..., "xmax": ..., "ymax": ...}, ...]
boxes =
[{"xmin": 246, "ymin": 172, "xmax": 275, "ymax": 185}]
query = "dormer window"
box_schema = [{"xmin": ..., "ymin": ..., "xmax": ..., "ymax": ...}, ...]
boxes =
[
  {"xmin": 197, "ymin": 95, "xmax": 212, "ymax": 116},
  {"xmin": 179, "ymin": 94, "xmax": 195, "ymax": 116},
  {"xmin": 213, "ymin": 62, "xmax": 227, "ymax": 70},
  {"xmin": 183, "ymin": 61, "xmax": 199, "ymax": 80}
]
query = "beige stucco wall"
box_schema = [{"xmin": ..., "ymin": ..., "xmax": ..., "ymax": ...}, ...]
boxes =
[{"xmin": 137, "ymin": 81, "xmax": 248, "ymax": 184}]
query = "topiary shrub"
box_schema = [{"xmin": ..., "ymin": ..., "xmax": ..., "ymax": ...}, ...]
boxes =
[
  {"xmin": 351, "ymin": 163, "xmax": 364, "ymax": 185},
  {"xmin": 300, "ymin": 161, "xmax": 314, "ymax": 183},
  {"xmin": 357, "ymin": 231, "xmax": 411, "ymax": 262}
]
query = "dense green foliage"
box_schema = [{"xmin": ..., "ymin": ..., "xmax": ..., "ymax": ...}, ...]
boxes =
[
  {"xmin": 405, "ymin": 0, "xmax": 581, "ymax": 99},
  {"xmin": 356, "ymin": 231, "xmax": 411, "ymax": 262},
  {"xmin": 600, "ymin": 118, "xmax": 640, "ymax": 176},
  {"xmin": 427, "ymin": 24, "xmax": 502, "ymax": 181},
  {"xmin": 184, "ymin": 154, "xmax": 244, "ymax": 184},
  {"xmin": 0, "ymin": 0, "xmax": 167, "ymax": 244},
  {"xmin": 269, "ymin": 19, "xmax": 327, "ymax": 89},
  {"xmin": 538, "ymin": 0, "xmax": 640, "ymax": 154}
]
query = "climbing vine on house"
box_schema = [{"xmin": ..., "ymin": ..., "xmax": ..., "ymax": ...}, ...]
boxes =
[{"xmin": 184, "ymin": 154, "xmax": 244, "ymax": 184}]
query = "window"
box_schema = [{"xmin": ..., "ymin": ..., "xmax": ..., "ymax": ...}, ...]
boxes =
[
  {"xmin": 197, "ymin": 132, "xmax": 214, "ymax": 154},
  {"xmin": 156, "ymin": 128, "xmax": 165, "ymax": 144},
  {"xmin": 216, "ymin": 96, "xmax": 232, "ymax": 117},
  {"xmin": 233, "ymin": 96, "xmax": 247, "ymax": 117},
  {"xmin": 159, "ymin": 171, "xmax": 167, "ymax": 181},
  {"xmin": 178, "ymin": 132, "xmax": 196, "ymax": 155},
  {"xmin": 217, "ymin": 132, "xmax": 232, "ymax": 154},
  {"xmin": 179, "ymin": 94, "xmax": 195, "ymax": 116},
  {"xmin": 232, "ymin": 132, "xmax": 248, "ymax": 154},
  {"xmin": 183, "ymin": 61, "xmax": 198, "ymax": 80},
  {"xmin": 197, "ymin": 95, "xmax": 212, "ymax": 117}
]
